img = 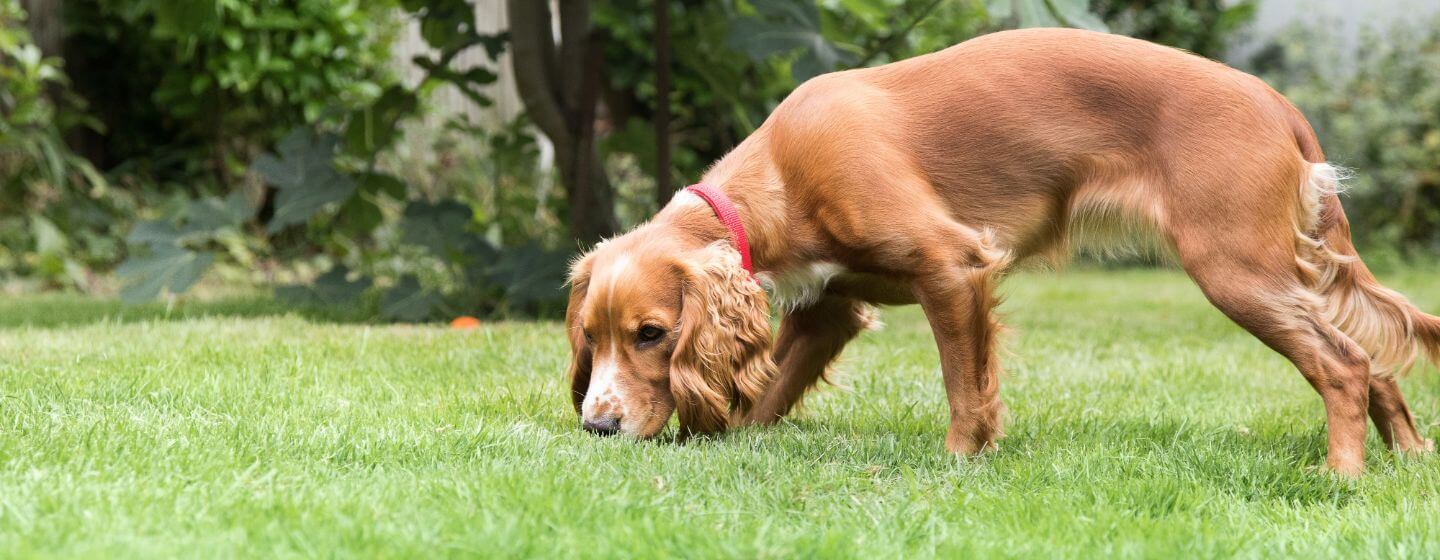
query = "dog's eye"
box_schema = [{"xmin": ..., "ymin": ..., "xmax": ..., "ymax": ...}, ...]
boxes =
[{"xmin": 636, "ymin": 326, "xmax": 665, "ymax": 344}]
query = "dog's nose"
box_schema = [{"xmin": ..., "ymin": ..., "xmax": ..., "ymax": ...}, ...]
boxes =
[{"xmin": 582, "ymin": 415, "xmax": 621, "ymax": 436}]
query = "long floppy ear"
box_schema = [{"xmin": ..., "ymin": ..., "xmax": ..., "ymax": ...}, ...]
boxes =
[
  {"xmin": 670, "ymin": 243, "xmax": 777, "ymax": 435},
  {"xmin": 565, "ymin": 253, "xmax": 595, "ymax": 414}
]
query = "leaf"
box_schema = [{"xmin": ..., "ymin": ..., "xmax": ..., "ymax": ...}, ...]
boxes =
[
  {"xmin": 985, "ymin": 0, "xmax": 1013, "ymax": 20},
  {"xmin": 334, "ymin": 171, "xmax": 406, "ymax": 236},
  {"xmin": 406, "ymin": 0, "xmax": 480, "ymax": 52},
  {"xmin": 1013, "ymin": 0, "xmax": 1060, "ymax": 28},
  {"xmin": 355, "ymin": 172, "xmax": 408, "ymax": 200},
  {"xmin": 456, "ymin": 233, "xmax": 500, "ymax": 280},
  {"xmin": 345, "ymin": 86, "xmax": 418, "ymax": 156},
  {"xmin": 147, "ymin": 0, "xmax": 221, "ymax": 39},
  {"xmin": 1045, "ymin": 0, "xmax": 1108, "ymax": 32},
  {"xmin": 313, "ymin": 266, "xmax": 373, "ymax": 304},
  {"xmin": 478, "ymin": 32, "xmax": 508, "ymax": 60},
  {"xmin": 457, "ymin": 66, "xmax": 498, "ymax": 86},
  {"xmin": 726, "ymin": 0, "xmax": 856, "ymax": 82},
  {"xmin": 253, "ymin": 128, "xmax": 356, "ymax": 233},
  {"xmin": 380, "ymin": 275, "xmax": 443, "ymax": 322},
  {"xmin": 251, "ymin": 130, "xmax": 317, "ymax": 190},
  {"xmin": 1217, "ymin": 2, "xmax": 1258, "ymax": 34},
  {"xmin": 993, "ymin": 0, "xmax": 1107, "ymax": 32},
  {"xmin": 185, "ymin": 191, "xmax": 256, "ymax": 232},
  {"xmin": 400, "ymin": 199, "xmax": 475, "ymax": 256},
  {"xmin": 126, "ymin": 220, "xmax": 184, "ymax": 245},
  {"xmin": 277, "ymin": 266, "xmax": 373, "ymax": 307},
  {"xmin": 837, "ymin": 0, "xmax": 890, "ymax": 27},
  {"xmin": 335, "ymin": 193, "xmax": 384, "ymax": 237},
  {"xmin": 30, "ymin": 215, "xmax": 67, "ymax": 255},
  {"xmin": 483, "ymin": 243, "xmax": 571, "ymax": 309},
  {"xmin": 117, "ymin": 244, "xmax": 214, "ymax": 303}
]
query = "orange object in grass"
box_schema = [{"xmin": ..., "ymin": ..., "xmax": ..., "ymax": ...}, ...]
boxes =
[{"xmin": 450, "ymin": 316, "xmax": 482, "ymax": 330}]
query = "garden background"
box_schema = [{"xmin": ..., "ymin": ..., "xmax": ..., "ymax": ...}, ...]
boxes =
[{"xmin": 4, "ymin": 0, "xmax": 1439, "ymax": 317}]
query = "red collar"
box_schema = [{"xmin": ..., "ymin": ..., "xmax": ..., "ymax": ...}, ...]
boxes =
[{"xmin": 685, "ymin": 183, "xmax": 753, "ymax": 275}]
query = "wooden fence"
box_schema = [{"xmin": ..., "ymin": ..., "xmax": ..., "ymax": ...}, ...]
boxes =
[{"xmin": 393, "ymin": 0, "xmax": 523, "ymax": 129}]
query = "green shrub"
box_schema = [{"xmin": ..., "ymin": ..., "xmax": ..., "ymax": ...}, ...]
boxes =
[
  {"xmin": 1093, "ymin": 0, "xmax": 1256, "ymax": 59},
  {"xmin": 0, "ymin": 0, "xmax": 115, "ymax": 289},
  {"xmin": 112, "ymin": 1, "xmax": 570, "ymax": 321},
  {"xmin": 62, "ymin": 0, "xmax": 399, "ymax": 185}
]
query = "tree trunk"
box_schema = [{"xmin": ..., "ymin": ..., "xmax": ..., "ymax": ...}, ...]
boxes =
[
  {"xmin": 653, "ymin": 0, "xmax": 674, "ymax": 207},
  {"xmin": 19, "ymin": 0, "xmax": 62, "ymax": 57},
  {"xmin": 507, "ymin": 0, "xmax": 618, "ymax": 245}
]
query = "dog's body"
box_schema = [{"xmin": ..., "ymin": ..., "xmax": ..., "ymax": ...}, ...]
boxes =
[{"xmin": 566, "ymin": 28, "xmax": 1440, "ymax": 474}]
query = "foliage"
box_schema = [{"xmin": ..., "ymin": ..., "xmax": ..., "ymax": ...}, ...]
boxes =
[
  {"xmin": 389, "ymin": 117, "xmax": 564, "ymax": 248},
  {"xmin": 62, "ymin": 0, "xmax": 399, "ymax": 179},
  {"xmin": 3, "ymin": 0, "xmax": 404, "ymax": 294},
  {"xmin": 986, "ymin": 0, "xmax": 1108, "ymax": 32},
  {"xmin": 1093, "ymin": 0, "xmax": 1255, "ymax": 59},
  {"xmin": 252, "ymin": 129, "xmax": 358, "ymax": 233},
  {"xmin": 120, "ymin": 192, "xmax": 258, "ymax": 301},
  {"xmin": 727, "ymin": 0, "xmax": 858, "ymax": 83},
  {"xmin": 1257, "ymin": 16, "xmax": 1440, "ymax": 259},
  {"xmin": 0, "ymin": 0, "xmax": 112, "ymax": 289},
  {"xmin": 275, "ymin": 2, "xmax": 574, "ymax": 322},
  {"xmin": 113, "ymin": 0, "xmax": 572, "ymax": 321},
  {"xmin": 12, "ymin": 0, "xmax": 1433, "ymax": 318}
]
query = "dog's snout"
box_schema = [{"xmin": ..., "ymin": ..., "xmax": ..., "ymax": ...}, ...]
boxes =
[{"xmin": 582, "ymin": 415, "xmax": 621, "ymax": 436}]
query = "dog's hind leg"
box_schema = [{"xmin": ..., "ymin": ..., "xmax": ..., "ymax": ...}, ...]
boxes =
[
  {"xmin": 1180, "ymin": 253, "xmax": 1372, "ymax": 475},
  {"xmin": 744, "ymin": 296, "xmax": 874, "ymax": 425},
  {"xmin": 1368, "ymin": 376, "xmax": 1434, "ymax": 454},
  {"xmin": 1166, "ymin": 163, "xmax": 1372, "ymax": 474}
]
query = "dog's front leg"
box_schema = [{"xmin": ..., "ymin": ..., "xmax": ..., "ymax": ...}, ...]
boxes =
[
  {"xmin": 744, "ymin": 296, "xmax": 873, "ymax": 425},
  {"xmin": 910, "ymin": 233, "xmax": 1010, "ymax": 455}
]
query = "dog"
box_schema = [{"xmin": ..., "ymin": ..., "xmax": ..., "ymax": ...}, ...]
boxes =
[{"xmin": 562, "ymin": 28, "xmax": 1440, "ymax": 475}]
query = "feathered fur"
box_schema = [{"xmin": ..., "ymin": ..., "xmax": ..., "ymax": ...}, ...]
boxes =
[
  {"xmin": 1296, "ymin": 162, "xmax": 1440, "ymax": 377},
  {"xmin": 670, "ymin": 243, "xmax": 777, "ymax": 434}
]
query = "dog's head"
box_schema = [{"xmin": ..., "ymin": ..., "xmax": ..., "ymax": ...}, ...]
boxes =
[{"xmin": 564, "ymin": 233, "xmax": 775, "ymax": 439}]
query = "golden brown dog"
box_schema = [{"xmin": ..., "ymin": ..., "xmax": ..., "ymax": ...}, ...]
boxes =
[{"xmin": 564, "ymin": 28, "xmax": 1440, "ymax": 475}]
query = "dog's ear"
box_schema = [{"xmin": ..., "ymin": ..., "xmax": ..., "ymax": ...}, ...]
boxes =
[
  {"xmin": 565, "ymin": 253, "xmax": 595, "ymax": 413},
  {"xmin": 669, "ymin": 243, "xmax": 777, "ymax": 435}
]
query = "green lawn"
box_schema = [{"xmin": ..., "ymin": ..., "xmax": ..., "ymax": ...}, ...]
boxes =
[{"xmin": 4, "ymin": 269, "xmax": 1440, "ymax": 558}]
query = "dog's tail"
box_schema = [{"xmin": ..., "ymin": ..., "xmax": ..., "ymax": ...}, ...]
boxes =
[{"xmin": 1294, "ymin": 160, "xmax": 1440, "ymax": 376}]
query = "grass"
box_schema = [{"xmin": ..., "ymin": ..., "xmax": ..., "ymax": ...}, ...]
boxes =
[{"xmin": 3, "ymin": 268, "xmax": 1440, "ymax": 558}]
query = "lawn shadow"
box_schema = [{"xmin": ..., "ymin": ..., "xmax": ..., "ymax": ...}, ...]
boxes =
[
  {"xmin": 733, "ymin": 411, "xmax": 1358, "ymax": 508},
  {"xmin": 0, "ymin": 293, "xmax": 376, "ymax": 330},
  {"xmin": 1001, "ymin": 416, "xmax": 1358, "ymax": 507}
]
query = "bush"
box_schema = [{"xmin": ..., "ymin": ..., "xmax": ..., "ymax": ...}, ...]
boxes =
[
  {"xmin": 0, "ymin": 0, "xmax": 114, "ymax": 289},
  {"xmin": 1093, "ymin": 0, "xmax": 1256, "ymax": 59},
  {"xmin": 111, "ymin": 0, "xmax": 574, "ymax": 321},
  {"xmin": 62, "ymin": 0, "xmax": 399, "ymax": 185},
  {"xmin": 1256, "ymin": 17, "xmax": 1440, "ymax": 259}
]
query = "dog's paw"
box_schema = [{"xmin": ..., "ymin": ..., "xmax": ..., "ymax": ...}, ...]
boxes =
[
  {"xmin": 945, "ymin": 432, "xmax": 1000, "ymax": 456},
  {"xmin": 1405, "ymin": 438, "xmax": 1436, "ymax": 455}
]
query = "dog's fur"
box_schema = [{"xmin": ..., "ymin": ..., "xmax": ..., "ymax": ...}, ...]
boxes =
[{"xmin": 564, "ymin": 28, "xmax": 1440, "ymax": 474}]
